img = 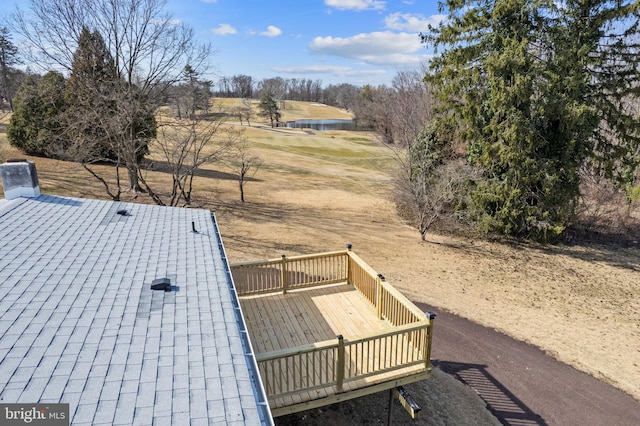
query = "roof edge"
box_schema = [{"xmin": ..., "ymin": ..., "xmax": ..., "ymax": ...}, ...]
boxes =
[{"xmin": 210, "ymin": 212, "xmax": 275, "ymax": 426}]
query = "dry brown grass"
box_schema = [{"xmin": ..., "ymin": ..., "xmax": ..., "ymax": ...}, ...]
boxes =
[
  {"xmin": 214, "ymin": 97, "xmax": 352, "ymax": 122},
  {"xmin": 1, "ymin": 102, "xmax": 639, "ymax": 423}
]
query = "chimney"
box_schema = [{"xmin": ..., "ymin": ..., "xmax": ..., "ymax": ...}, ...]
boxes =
[{"xmin": 0, "ymin": 160, "xmax": 41, "ymax": 200}]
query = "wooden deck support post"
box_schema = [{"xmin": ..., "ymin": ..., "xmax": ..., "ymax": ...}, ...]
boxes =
[
  {"xmin": 387, "ymin": 388, "xmax": 394, "ymax": 426},
  {"xmin": 424, "ymin": 312, "xmax": 436, "ymax": 368},
  {"xmin": 281, "ymin": 254, "xmax": 288, "ymax": 294},
  {"xmin": 336, "ymin": 335, "xmax": 345, "ymax": 392},
  {"xmin": 376, "ymin": 274, "xmax": 385, "ymax": 319},
  {"xmin": 393, "ymin": 386, "xmax": 421, "ymax": 420}
]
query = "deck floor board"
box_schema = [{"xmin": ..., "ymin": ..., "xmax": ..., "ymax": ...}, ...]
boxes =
[{"xmin": 240, "ymin": 283, "xmax": 387, "ymax": 353}]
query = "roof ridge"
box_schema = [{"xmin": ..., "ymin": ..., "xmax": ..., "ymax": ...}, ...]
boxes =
[{"xmin": 0, "ymin": 197, "xmax": 28, "ymax": 218}]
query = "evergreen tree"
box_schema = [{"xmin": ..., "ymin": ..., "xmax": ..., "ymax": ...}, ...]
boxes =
[
  {"xmin": 7, "ymin": 72, "xmax": 67, "ymax": 156},
  {"xmin": 12, "ymin": 0, "xmax": 204, "ymax": 193},
  {"xmin": 0, "ymin": 27, "xmax": 19, "ymax": 110},
  {"xmin": 65, "ymin": 27, "xmax": 121, "ymax": 161},
  {"xmin": 65, "ymin": 27, "xmax": 117, "ymax": 105},
  {"xmin": 64, "ymin": 27, "xmax": 154, "ymax": 195},
  {"xmin": 180, "ymin": 64, "xmax": 211, "ymax": 118},
  {"xmin": 425, "ymin": 0, "xmax": 640, "ymax": 241},
  {"xmin": 258, "ymin": 90, "xmax": 280, "ymax": 127}
]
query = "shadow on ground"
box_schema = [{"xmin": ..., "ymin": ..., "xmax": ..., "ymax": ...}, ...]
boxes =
[
  {"xmin": 434, "ymin": 361, "xmax": 546, "ymax": 425},
  {"xmin": 142, "ymin": 159, "xmax": 262, "ymax": 182},
  {"xmin": 435, "ymin": 236, "xmax": 640, "ymax": 272}
]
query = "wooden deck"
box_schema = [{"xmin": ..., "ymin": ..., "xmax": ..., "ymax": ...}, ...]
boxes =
[
  {"xmin": 231, "ymin": 249, "xmax": 435, "ymax": 416},
  {"xmin": 240, "ymin": 283, "xmax": 429, "ymax": 413},
  {"xmin": 241, "ymin": 283, "xmax": 387, "ymax": 352}
]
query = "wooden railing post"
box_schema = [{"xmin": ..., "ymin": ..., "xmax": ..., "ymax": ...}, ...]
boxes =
[
  {"xmin": 336, "ymin": 335, "xmax": 345, "ymax": 392},
  {"xmin": 424, "ymin": 312, "xmax": 436, "ymax": 368},
  {"xmin": 281, "ymin": 254, "xmax": 288, "ymax": 294},
  {"xmin": 345, "ymin": 243, "xmax": 352, "ymax": 283},
  {"xmin": 376, "ymin": 274, "xmax": 385, "ymax": 319}
]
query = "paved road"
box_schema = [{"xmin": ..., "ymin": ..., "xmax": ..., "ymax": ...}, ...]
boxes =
[{"xmin": 415, "ymin": 303, "xmax": 640, "ymax": 426}]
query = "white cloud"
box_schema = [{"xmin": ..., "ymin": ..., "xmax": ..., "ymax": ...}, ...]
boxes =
[
  {"xmin": 211, "ymin": 24, "xmax": 237, "ymax": 35},
  {"xmin": 201, "ymin": 0, "xmax": 218, "ymax": 3},
  {"xmin": 345, "ymin": 69, "xmax": 387, "ymax": 77},
  {"xmin": 273, "ymin": 65, "xmax": 352, "ymax": 74},
  {"xmin": 151, "ymin": 19, "xmax": 182, "ymax": 26},
  {"xmin": 259, "ymin": 25, "xmax": 282, "ymax": 37},
  {"xmin": 309, "ymin": 31, "xmax": 425, "ymax": 66},
  {"xmin": 384, "ymin": 12, "xmax": 446, "ymax": 32},
  {"xmin": 357, "ymin": 53, "xmax": 431, "ymax": 67},
  {"xmin": 273, "ymin": 65, "xmax": 386, "ymax": 78},
  {"xmin": 324, "ymin": 0, "xmax": 385, "ymax": 11}
]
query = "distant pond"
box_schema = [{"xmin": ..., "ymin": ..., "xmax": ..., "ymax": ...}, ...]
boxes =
[{"xmin": 277, "ymin": 119, "xmax": 358, "ymax": 131}]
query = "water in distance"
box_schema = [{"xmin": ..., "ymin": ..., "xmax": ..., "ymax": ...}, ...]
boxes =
[{"xmin": 277, "ymin": 119, "xmax": 357, "ymax": 131}]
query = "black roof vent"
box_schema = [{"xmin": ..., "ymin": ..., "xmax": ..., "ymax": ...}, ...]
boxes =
[
  {"xmin": 151, "ymin": 278, "xmax": 171, "ymax": 292},
  {"xmin": 117, "ymin": 209, "xmax": 129, "ymax": 216}
]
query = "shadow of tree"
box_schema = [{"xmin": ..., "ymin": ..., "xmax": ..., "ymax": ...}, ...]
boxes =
[
  {"xmin": 141, "ymin": 159, "xmax": 262, "ymax": 182},
  {"xmin": 436, "ymin": 236, "xmax": 640, "ymax": 272},
  {"xmin": 215, "ymin": 199, "xmax": 362, "ymax": 256}
]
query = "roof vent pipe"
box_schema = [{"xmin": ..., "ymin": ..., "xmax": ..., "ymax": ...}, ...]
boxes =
[{"xmin": 0, "ymin": 160, "xmax": 41, "ymax": 200}]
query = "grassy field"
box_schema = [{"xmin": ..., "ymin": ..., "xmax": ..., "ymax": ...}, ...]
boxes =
[{"xmin": 1, "ymin": 100, "xmax": 638, "ymax": 423}]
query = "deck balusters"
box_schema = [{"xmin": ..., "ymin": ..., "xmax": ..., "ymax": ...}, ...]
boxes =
[{"xmin": 231, "ymin": 248, "xmax": 436, "ymax": 409}]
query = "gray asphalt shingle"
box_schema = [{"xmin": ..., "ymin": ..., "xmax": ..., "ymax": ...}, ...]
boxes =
[{"xmin": 0, "ymin": 194, "xmax": 270, "ymax": 424}]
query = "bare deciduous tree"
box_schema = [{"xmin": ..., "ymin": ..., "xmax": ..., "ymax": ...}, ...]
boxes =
[
  {"xmin": 388, "ymin": 69, "xmax": 433, "ymax": 147},
  {"xmin": 231, "ymin": 138, "xmax": 261, "ymax": 202},
  {"xmin": 232, "ymin": 106, "xmax": 252, "ymax": 126},
  {"xmin": 353, "ymin": 70, "xmax": 432, "ymax": 147},
  {"xmin": 140, "ymin": 114, "xmax": 241, "ymax": 207},
  {"xmin": 393, "ymin": 122, "xmax": 478, "ymax": 241},
  {"xmin": 63, "ymin": 88, "xmax": 155, "ymax": 201},
  {"xmin": 396, "ymin": 159, "xmax": 478, "ymax": 240},
  {"xmin": 11, "ymin": 0, "xmax": 213, "ymax": 192}
]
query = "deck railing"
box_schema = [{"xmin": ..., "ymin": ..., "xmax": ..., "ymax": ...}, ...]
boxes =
[
  {"xmin": 231, "ymin": 250, "xmax": 348, "ymax": 295},
  {"xmin": 256, "ymin": 340, "xmax": 339, "ymax": 397},
  {"xmin": 230, "ymin": 247, "xmax": 435, "ymax": 401}
]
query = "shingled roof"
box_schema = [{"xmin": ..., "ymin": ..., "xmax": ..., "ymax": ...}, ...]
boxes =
[{"xmin": 0, "ymin": 161, "xmax": 272, "ymax": 425}]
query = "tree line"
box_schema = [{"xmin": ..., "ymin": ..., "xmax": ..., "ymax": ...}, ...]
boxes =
[{"xmin": 214, "ymin": 74, "xmax": 361, "ymax": 112}]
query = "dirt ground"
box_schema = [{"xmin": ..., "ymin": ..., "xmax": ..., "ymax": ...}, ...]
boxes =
[
  {"xmin": 2, "ymin": 103, "xmax": 638, "ymax": 424},
  {"xmin": 273, "ymin": 368, "xmax": 502, "ymax": 426}
]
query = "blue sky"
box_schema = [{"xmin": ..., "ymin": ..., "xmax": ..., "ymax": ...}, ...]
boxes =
[{"xmin": 1, "ymin": 0, "xmax": 445, "ymax": 86}]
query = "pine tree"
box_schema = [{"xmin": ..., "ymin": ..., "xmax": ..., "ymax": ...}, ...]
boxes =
[
  {"xmin": 64, "ymin": 27, "xmax": 155, "ymax": 194},
  {"xmin": 258, "ymin": 90, "xmax": 280, "ymax": 127},
  {"xmin": 0, "ymin": 27, "xmax": 19, "ymax": 110},
  {"xmin": 425, "ymin": 0, "xmax": 640, "ymax": 241},
  {"xmin": 65, "ymin": 27, "xmax": 120, "ymax": 161},
  {"xmin": 66, "ymin": 28, "xmax": 116, "ymax": 105}
]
